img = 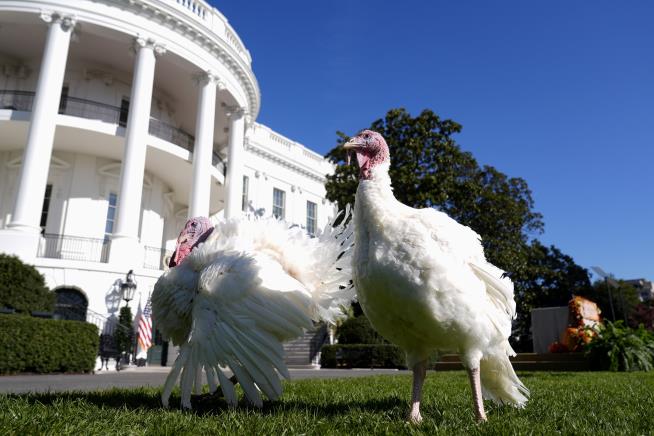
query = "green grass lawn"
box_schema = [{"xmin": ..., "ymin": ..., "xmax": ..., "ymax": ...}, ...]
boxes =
[{"xmin": 1, "ymin": 371, "xmax": 653, "ymax": 435}]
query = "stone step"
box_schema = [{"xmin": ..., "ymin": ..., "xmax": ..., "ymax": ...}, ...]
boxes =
[
  {"xmin": 283, "ymin": 324, "xmax": 328, "ymax": 366},
  {"xmin": 284, "ymin": 350, "xmax": 312, "ymax": 355},
  {"xmin": 283, "ymin": 345, "xmax": 312, "ymax": 350}
]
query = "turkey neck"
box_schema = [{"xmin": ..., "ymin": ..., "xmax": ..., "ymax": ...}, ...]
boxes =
[{"xmin": 353, "ymin": 162, "xmax": 400, "ymax": 235}]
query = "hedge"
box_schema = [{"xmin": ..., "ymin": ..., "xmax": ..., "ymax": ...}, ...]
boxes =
[
  {"xmin": 336, "ymin": 315, "xmax": 388, "ymax": 345},
  {"xmin": 0, "ymin": 254, "xmax": 54, "ymax": 314},
  {"xmin": 321, "ymin": 344, "xmax": 406, "ymax": 369},
  {"xmin": 0, "ymin": 315, "xmax": 99, "ymax": 374}
]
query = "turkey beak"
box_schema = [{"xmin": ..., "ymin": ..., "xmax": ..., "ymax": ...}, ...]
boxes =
[
  {"xmin": 342, "ymin": 139, "xmax": 363, "ymax": 150},
  {"xmin": 343, "ymin": 139, "xmax": 363, "ymax": 166}
]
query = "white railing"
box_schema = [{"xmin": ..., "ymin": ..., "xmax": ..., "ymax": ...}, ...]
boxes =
[
  {"xmin": 175, "ymin": 0, "xmax": 207, "ymax": 19},
  {"xmin": 165, "ymin": 0, "xmax": 251, "ymax": 63},
  {"xmin": 269, "ymin": 132, "xmax": 294, "ymax": 151},
  {"xmin": 224, "ymin": 26, "xmax": 247, "ymax": 58},
  {"xmin": 249, "ymin": 123, "xmax": 332, "ymax": 176},
  {"xmin": 303, "ymin": 149, "xmax": 324, "ymax": 163},
  {"xmin": 86, "ymin": 308, "xmax": 126, "ymax": 335}
]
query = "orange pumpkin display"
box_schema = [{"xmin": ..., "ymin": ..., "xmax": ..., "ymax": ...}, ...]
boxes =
[{"xmin": 548, "ymin": 296, "xmax": 603, "ymax": 352}]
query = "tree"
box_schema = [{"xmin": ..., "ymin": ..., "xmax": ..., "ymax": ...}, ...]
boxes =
[
  {"xmin": 578, "ymin": 280, "xmax": 640, "ymax": 324},
  {"xmin": 0, "ymin": 254, "xmax": 54, "ymax": 313},
  {"xmin": 325, "ymin": 108, "xmax": 592, "ymax": 348},
  {"xmin": 630, "ymin": 301, "xmax": 654, "ymax": 331}
]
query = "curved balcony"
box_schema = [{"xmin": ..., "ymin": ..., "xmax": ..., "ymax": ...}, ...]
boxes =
[
  {"xmin": 0, "ymin": 90, "xmax": 226, "ymax": 175},
  {"xmin": 38, "ymin": 234, "xmax": 172, "ymax": 271},
  {"xmin": 38, "ymin": 233, "xmax": 110, "ymax": 263}
]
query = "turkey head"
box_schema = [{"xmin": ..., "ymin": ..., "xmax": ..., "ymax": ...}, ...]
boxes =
[
  {"xmin": 343, "ymin": 130, "xmax": 390, "ymax": 179},
  {"xmin": 169, "ymin": 217, "xmax": 214, "ymax": 267}
]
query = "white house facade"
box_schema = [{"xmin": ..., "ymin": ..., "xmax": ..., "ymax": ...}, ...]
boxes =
[{"xmin": 0, "ymin": 0, "xmax": 335, "ymax": 363}]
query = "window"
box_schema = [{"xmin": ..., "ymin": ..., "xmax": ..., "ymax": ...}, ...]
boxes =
[
  {"xmin": 105, "ymin": 193, "xmax": 118, "ymax": 240},
  {"xmin": 242, "ymin": 175, "xmax": 249, "ymax": 212},
  {"xmin": 119, "ymin": 98, "xmax": 130, "ymax": 127},
  {"xmin": 306, "ymin": 201, "xmax": 317, "ymax": 236},
  {"xmin": 40, "ymin": 184, "xmax": 53, "ymax": 233},
  {"xmin": 272, "ymin": 188, "xmax": 285, "ymax": 219},
  {"xmin": 54, "ymin": 288, "xmax": 88, "ymax": 322}
]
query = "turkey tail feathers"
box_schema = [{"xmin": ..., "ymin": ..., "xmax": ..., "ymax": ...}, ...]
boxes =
[
  {"xmin": 311, "ymin": 205, "xmax": 356, "ymax": 323},
  {"xmin": 480, "ymin": 352, "xmax": 529, "ymax": 407},
  {"xmin": 470, "ymin": 262, "xmax": 516, "ymax": 319}
]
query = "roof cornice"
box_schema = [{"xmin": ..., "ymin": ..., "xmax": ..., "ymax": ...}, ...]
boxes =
[
  {"xmin": 74, "ymin": 0, "xmax": 261, "ymax": 118},
  {"xmin": 244, "ymin": 140, "xmax": 328, "ymax": 183}
]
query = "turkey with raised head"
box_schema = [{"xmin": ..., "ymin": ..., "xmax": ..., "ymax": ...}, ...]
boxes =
[{"xmin": 343, "ymin": 130, "xmax": 528, "ymax": 423}]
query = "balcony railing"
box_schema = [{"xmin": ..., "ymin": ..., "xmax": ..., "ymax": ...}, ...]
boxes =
[
  {"xmin": 38, "ymin": 233, "xmax": 110, "ymax": 263},
  {"xmin": 60, "ymin": 95, "xmax": 122, "ymax": 125},
  {"xmin": 38, "ymin": 234, "xmax": 173, "ymax": 271},
  {"xmin": 148, "ymin": 117, "xmax": 194, "ymax": 151},
  {"xmin": 167, "ymin": 0, "xmax": 251, "ymax": 63},
  {"xmin": 143, "ymin": 245, "xmax": 173, "ymax": 270},
  {"xmin": 1, "ymin": 90, "xmax": 226, "ymax": 175},
  {"xmin": 0, "ymin": 90, "xmax": 34, "ymax": 111}
]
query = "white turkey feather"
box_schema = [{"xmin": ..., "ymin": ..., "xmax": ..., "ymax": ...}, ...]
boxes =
[{"xmin": 152, "ymin": 210, "xmax": 354, "ymax": 408}]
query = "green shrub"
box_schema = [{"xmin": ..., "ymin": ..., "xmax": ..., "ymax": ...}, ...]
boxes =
[
  {"xmin": 320, "ymin": 344, "xmax": 406, "ymax": 369},
  {"xmin": 0, "ymin": 254, "xmax": 53, "ymax": 314},
  {"xmin": 114, "ymin": 306, "xmax": 134, "ymax": 355},
  {"xmin": 0, "ymin": 315, "xmax": 99, "ymax": 374},
  {"xmin": 584, "ymin": 321, "xmax": 654, "ymax": 371},
  {"xmin": 336, "ymin": 315, "xmax": 388, "ymax": 344}
]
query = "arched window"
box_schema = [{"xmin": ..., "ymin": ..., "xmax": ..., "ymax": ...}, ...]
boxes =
[{"xmin": 54, "ymin": 288, "xmax": 88, "ymax": 322}]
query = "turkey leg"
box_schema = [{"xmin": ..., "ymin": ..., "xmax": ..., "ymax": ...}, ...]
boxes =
[
  {"xmin": 466, "ymin": 366, "xmax": 487, "ymax": 422},
  {"xmin": 192, "ymin": 375, "xmax": 239, "ymax": 402},
  {"xmin": 408, "ymin": 360, "xmax": 428, "ymax": 424}
]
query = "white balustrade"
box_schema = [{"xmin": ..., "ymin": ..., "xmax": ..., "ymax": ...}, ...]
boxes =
[{"xmin": 166, "ymin": 0, "xmax": 251, "ymax": 63}]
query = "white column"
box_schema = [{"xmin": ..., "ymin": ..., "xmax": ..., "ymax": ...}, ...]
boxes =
[
  {"xmin": 0, "ymin": 12, "xmax": 75, "ymax": 260},
  {"xmin": 188, "ymin": 72, "xmax": 220, "ymax": 218},
  {"xmin": 223, "ymin": 107, "xmax": 246, "ymax": 219},
  {"xmin": 109, "ymin": 37, "xmax": 164, "ymax": 265}
]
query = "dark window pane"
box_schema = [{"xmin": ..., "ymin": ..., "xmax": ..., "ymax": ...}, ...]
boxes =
[
  {"xmin": 40, "ymin": 184, "xmax": 53, "ymax": 229},
  {"xmin": 119, "ymin": 98, "xmax": 129, "ymax": 127}
]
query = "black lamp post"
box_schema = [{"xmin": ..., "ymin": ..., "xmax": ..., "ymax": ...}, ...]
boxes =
[{"xmin": 120, "ymin": 269, "xmax": 137, "ymax": 307}]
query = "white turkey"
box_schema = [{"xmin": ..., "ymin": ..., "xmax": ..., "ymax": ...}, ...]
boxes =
[
  {"xmin": 152, "ymin": 212, "xmax": 354, "ymax": 409},
  {"xmin": 343, "ymin": 130, "xmax": 528, "ymax": 423}
]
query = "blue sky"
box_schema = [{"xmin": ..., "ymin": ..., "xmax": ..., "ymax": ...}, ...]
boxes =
[{"xmin": 214, "ymin": 1, "xmax": 654, "ymax": 281}]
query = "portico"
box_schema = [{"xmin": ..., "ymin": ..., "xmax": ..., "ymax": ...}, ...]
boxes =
[{"xmin": 0, "ymin": 9, "xmax": 249, "ymax": 265}]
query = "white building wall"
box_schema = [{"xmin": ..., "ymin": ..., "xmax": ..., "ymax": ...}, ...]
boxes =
[
  {"xmin": 0, "ymin": 150, "xmax": 174, "ymax": 247},
  {"xmin": 38, "ymin": 261, "xmax": 162, "ymax": 319},
  {"xmin": 0, "ymin": 1, "xmax": 338, "ymax": 357},
  {"xmin": 65, "ymin": 153, "xmax": 102, "ymax": 238},
  {"xmin": 242, "ymin": 123, "xmax": 335, "ymax": 230}
]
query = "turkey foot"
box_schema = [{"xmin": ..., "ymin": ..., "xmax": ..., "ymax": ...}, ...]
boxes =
[
  {"xmin": 191, "ymin": 375, "xmax": 239, "ymax": 402},
  {"xmin": 467, "ymin": 367, "xmax": 487, "ymax": 423},
  {"xmin": 407, "ymin": 360, "xmax": 427, "ymax": 424}
]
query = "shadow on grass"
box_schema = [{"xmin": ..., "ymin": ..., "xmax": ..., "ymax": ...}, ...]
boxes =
[
  {"xmin": 191, "ymin": 392, "xmax": 407, "ymax": 419},
  {"xmin": 8, "ymin": 388, "xmax": 165, "ymax": 412},
  {"xmin": 9, "ymin": 388, "xmax": 408, "ymax": 420}
]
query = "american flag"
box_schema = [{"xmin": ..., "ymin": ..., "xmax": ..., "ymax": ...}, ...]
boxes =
[{"xmin": 137, "ymin": 296, "xmax": 153, "ymax": 350}]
